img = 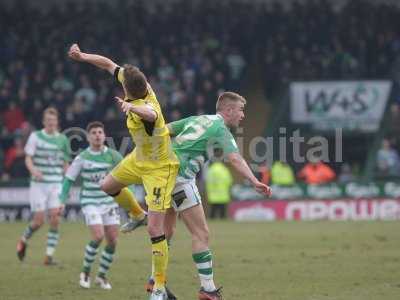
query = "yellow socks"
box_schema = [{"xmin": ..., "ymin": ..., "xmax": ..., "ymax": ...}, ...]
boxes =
[
  {"xmin": 151, "ymin": 235, "xmax": 169, "ymax": 290},
  {"xmin": 113, "ymin": 187, "xmax": 145, "ymax": 219}
]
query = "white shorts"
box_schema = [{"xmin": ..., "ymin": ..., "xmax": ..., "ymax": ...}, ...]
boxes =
[
  {"xmin": 29, "ymin": 182, "xmax": 62, "ymax": 212},
  {"xmin": 82, "ymin": 204, "xmax": 120, "ymax": 226},
  {"xmin": 171, "ymin": 178, "xmax": 202, "ymax": 212}
]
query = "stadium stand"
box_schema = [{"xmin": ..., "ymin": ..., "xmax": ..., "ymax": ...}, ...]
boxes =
[{"xmin": 1, "ymin": 0, "xmax": 400, "ymax": 181}]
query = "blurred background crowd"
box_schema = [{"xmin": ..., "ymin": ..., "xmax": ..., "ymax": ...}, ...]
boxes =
[{"xmin": 1, "ymin": 0, "xmax": 400, "ymax": 188}]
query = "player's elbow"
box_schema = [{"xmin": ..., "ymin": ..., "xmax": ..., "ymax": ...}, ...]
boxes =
[
  {"xmin": 144, "ymin": 111, "xmax": 157, "ymax": 123},
  {"xmin": 149, "ymin": 112, "xmax": 157, "ymax": 122},
  {"xmin": 228, "ymin": 153, "xmax": 241, "ymax": 166},
  {"xmin": 166, "ymin": 124, "xmax": 174, "ymax": 136},
  {"xmin": 24, "ymin": 155, "xmax": 32, "ymax": 168},
  {"xmin": 106, "ymin": 62, "xmax": 117, "ymax": 75}
]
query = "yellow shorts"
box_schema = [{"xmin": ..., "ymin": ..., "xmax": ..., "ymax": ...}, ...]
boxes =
[{"xmin": 111, "ymin": 152, "xmax": 179, "ymax": 212}]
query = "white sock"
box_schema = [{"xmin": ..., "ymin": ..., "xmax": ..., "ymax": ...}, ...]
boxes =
[
  {"xmin": 200, "ymin": 277, "xmax": 216, "ymax": 292},
  {"xmin": 46, "ymin": 246, "xmax": 55, "ymax": 256}
]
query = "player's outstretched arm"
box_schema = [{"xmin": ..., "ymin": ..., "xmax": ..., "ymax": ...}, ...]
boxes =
[
  {"xmin": 68, "ymin": 43, "xmax": 118, "ymax": 74},
  {"xmin": 227, "ymin": 152, "xmax": 272, "ymax": 196}
]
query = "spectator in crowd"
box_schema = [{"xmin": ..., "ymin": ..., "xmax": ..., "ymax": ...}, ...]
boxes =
[
  {"xmin": 1, "ymin": 1, "xmax": 251, "ymax": 178},
  {"xmin": 0, "ymin": 147, "xmax": 4, "ymax": 180},
  {"xmin": 257, "ymin": 162, "xmax": 270, "ymax": 185},
  {"xmin": 74, "ymin": 75, "xmax": 97, "ymax": 112},
  {"xmin": 226, "ymin": 48, "xmax": 247, "ymax": 88},
  {"xmin": 1, "ymin": 0, "xmax": 400, "ymax": 181},
  {"xmin": 297, "ymin": 157, "xmax": 336, "ymax": 185},
  {"xmin": 2, "ymin": 101, "xmax": 26, "ymax": 134},
  {"xmin": 261, "ymin": 0, "xmax": 400, "ymax": 97},
  {"xmin": 377, "ymin": 139, "xmax": 400, "ymax": 176},
  {"xmin": 4, "ymin": 138, "xmax": 29, "ymax": 178},
  {"xmin": 206, "ymin": 155, "xmax": 233, "ymax": 219},
  {"xmin": 271, "ymin": 161, "xmax": 295, "ymax": 186},
  {"xmin": 338, "ymin": 163, "xmax": 355, "ymax": 184}
]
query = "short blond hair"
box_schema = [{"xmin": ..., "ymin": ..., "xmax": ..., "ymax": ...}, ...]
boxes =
[
  {"xmin": 216, "ymin": 92, "xmax": 246, "ymax": 112},
  {"xmin": 43, "ymin": 107, "xmax": 59, "ymax": 119}
]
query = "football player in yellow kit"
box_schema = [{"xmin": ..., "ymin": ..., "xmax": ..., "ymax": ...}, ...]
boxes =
[{"xmin": 69, "ymin": 44, "xmax": 179, "ymax": 300}]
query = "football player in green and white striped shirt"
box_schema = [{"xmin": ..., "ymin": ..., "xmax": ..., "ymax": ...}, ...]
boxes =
[
  {"xmin": 167, "ymin": 92, "xmax": 271, "ymax": 299},
  {"xmin": 17, "ymin": 107, "xmax": 71, "ymax": 265},
  {"xmin": 59, "ymin": 121, "xmax": 123, "ymax": 290}
]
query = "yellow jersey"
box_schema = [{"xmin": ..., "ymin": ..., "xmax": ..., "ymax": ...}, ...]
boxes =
[{"xmin": 115, "ymin": 67, "xmax": 177, "ymax": 167}]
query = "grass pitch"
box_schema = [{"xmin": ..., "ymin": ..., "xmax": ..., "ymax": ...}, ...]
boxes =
[{"xmin": 1, "ymin": 220, "xmax": 400, "ymax": 300}]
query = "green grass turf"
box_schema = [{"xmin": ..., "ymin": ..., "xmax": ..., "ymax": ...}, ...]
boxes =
[{"xmin": 1, "ymin": 221, "xmax": 400, "ymax": 300}]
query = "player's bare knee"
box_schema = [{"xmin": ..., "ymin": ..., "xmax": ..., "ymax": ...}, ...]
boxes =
[
  {"xmin": 36, "ymin": 217, "xmax": 45, "ymax": 227},
  {"xmin": 51, "ymin": 212, "xmax": 60, "ymax": 220},
  {"xmin": 107, "ymin": 237, "xmax": 117, "ymax": 247},
  {"xmin": 93, "ymin": 233, "xmax": 104, "ymax": 243},
  {"xmin": 105, "ymin": 232, "xmax": 118, "ymax": 246},
  {"xmin": 49, "ymin": 213, "xmax": 60, "ymax": 225},
  {"xmin": 33, "ymin": 213, "xmax": 45, "ymax": 228},
  {"xmin": 164, "ymin": 223, "xmax": 175, "ymax": 240},
  {"xmin": 147, "ymin": 225, "xmax": 157, "ymax": 237},
  {"xmin": 100, "ymin": 175, "xmax": 122, "ymax": 195},
  {"xmin": 49, "ymin": 219, "xmax": 59, "ymax": 229},
  {"xmin": 32, "ymin": 219, "xmax": 44, "ymax": 229},
  {"xmin": 147, "ymin": 224, "xmax": 163, "ymax": 238}
]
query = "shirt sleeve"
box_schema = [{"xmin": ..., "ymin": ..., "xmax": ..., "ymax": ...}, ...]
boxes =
[
  {"xmin": 111, "ymin": 150, "xmax": 124, "ymax": 166},
  {"xmin": 114, "ymin": 66, "xmax": 124, "ymax": 84},
  {"xmin": 215, "ymin": 126, "xmax": 239, "ymax": 155},
  {"xmin": 65, "ymin": 155, "xmax": 83, "ymax": 181},
  {"xmin": 24, "ymin": 132, "xmax": 37, "ymax": 156},
  {"xmin": 62, "ymin": 135, "xmax": 72, "ymax": 162},
  {"xmin": 59, "ymin": 178, "xmax": 74, "ymax": 204},
  {"xmin": 169, "ymin": 116, "xmax": 194, "ymax": 136}
]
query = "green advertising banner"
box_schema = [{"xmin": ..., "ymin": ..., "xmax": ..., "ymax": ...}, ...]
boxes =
[{"xmin": 232, "ymin": 182, "xmax": 400, "ymax": 201}]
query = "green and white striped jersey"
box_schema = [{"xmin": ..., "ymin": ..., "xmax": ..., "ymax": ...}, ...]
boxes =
[
  {"xmin": 24, "ymin": 130, "xmax": 71, "ymax": 183},
  {"xmin": 170, "ymin": 114, "xmax": 239, "ymax": 179},
  {"xmin": 65, "ymin": 147, "xmax": 123, "ymax": 206}
]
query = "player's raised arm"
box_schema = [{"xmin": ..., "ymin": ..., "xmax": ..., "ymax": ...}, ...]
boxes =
[
  {"xmin": 227, "ymin": 152, "xmax": 272, "ymax": 197},
  {"xmin": 68, "ymin": 43, "xmax": 118, "ymax": 74}
]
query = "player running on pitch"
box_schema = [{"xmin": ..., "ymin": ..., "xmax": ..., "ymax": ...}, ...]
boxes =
[
  {"xmin": 59, "ymin": 122, "xmax": 123, "ymax": 290},
  {"xmin": 17, "ymin": 107, "xmax": 71, "ymax": 265},
  {"xmin": 123, "ymin": 92, "xmax": 272, "ymax": 300},
  {"xmin": 68, "ymin": 44, "xmax": 179, "ymax": 300}
]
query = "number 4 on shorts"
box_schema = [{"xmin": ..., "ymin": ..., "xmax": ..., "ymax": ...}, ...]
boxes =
[{"xmin": 153, "ymin": 187, "xmax": 161, "ymax": 200}]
